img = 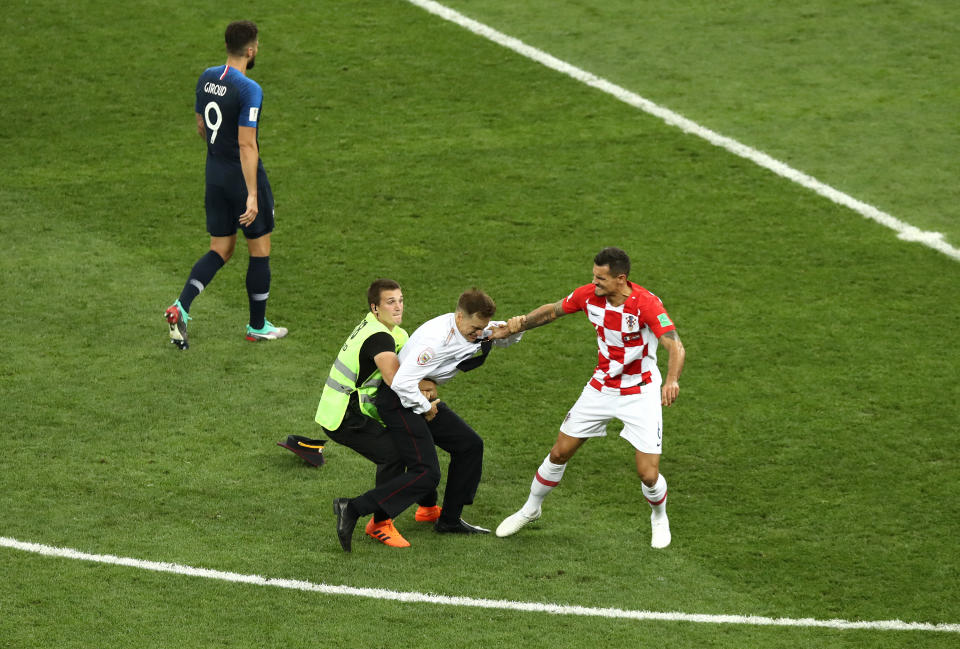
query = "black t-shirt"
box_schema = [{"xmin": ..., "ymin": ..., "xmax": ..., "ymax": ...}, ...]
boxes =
[
  {"xmin": 346, "ymin": 331, "xmax": 394, "ymax": 414},
  {"xmin": 357, "ymin": 331, "xmax": 395, "ymax": 386}
]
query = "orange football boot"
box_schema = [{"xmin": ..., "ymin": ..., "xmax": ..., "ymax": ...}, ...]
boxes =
[
  {"xmin": 364, "ymin": 518, "xmax": 411, "ymax": 548},
  {"xmin": 414, "ymin": 505, "xmax": 442, "ymax": 522}
]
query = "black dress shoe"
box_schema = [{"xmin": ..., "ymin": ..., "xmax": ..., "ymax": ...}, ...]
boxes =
[
  {"xmin": 333, "ymin": 498, "xmax": 359, "ymax": 551},
  {"xmin": 433, "ymin": 518, "xmax": 490, "ymax": 534}
]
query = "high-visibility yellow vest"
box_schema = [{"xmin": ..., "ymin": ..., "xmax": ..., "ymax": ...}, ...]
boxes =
[{"xmin": 315, "ymin": 312, "xmax": 408, "ymax": 430}]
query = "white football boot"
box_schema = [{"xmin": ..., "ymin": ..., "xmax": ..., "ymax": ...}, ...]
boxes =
[
  {"xmin": 495, "ymin": 507, "xmax": 541, "ymax": 537},
  {"xmin": 650, "ymin": 512, "xmax": 671, "ymax": 549}
]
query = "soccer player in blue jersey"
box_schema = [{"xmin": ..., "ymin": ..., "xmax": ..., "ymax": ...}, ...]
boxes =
[{"xmin": 165, "ymin": 20, "xmax": 287, "ymax": 349}]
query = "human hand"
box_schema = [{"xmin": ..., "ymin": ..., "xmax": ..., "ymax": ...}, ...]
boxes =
[
  {"xmin": 419, "ymin": 379, "xmax": 438, "ymax": 401},
  {"xmin": 487, "ymin": 323, "xmax": 512, "ymax": 340},
  {"xmin": 424, "ymin": 399, "xmax": 441, "ymax": 422},
  {"xmin": 238, "ymin": 194, "xmax": 258, "ymax": 227},
  {"xmin": 507, "ymin": 315, "xmax": 526, "ymax": 334},
  {"xmin": 661, "ymin": 381, "xmax": 680, "ymax": 407}
]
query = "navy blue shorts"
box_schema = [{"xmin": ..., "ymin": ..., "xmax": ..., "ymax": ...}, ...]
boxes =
[{"xmin": 205, "ymin": 169, "xmax": 275, "ymax": 239}]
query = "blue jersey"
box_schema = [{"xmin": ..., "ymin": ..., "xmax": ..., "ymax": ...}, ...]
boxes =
[{"xmin": 195, "ymin": 65, "xmax": 263, "ymax": 169}]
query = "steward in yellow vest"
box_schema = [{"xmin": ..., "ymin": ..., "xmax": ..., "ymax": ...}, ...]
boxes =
[
  {"xmin": 313, "ymin": 279, "xmax": 440, "ymax": 549},
  {"xmin": 315, "ymin": 310, "xmax": 408, "ymax": 429}
]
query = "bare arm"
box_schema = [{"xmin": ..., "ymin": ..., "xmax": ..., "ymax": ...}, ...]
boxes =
[
  {"xmin": 659, "ymin": 330, "xmax": 686, "ymax": 407},
  {"xmin": 373, "ymin": 351, "xmax": 400, "ymax": 387},
  {"xmin": 508, "ymin": 301, "xmax": 568, "ymax": 333},
  {"xmin": 375, "ymin": 353, "xmax": 440, "ymax": 420},
  {"xmin": 237, "ymin": 125, "xmax": 259, "ymax": 227},
  {"xmin": 374, "ymin": 352, "xmax": 439, "ymax": 398},
  {"xmin": 196, "ymin": 112, "xmax": 206, "ymax": 139}
]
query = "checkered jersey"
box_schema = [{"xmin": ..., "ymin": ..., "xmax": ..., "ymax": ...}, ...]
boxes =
[{"xmin": 561, "ymin": 283, "xmax": 675, "ymax": 395}]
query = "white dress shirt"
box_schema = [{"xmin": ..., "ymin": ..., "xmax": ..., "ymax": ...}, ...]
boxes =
[{"xmin": 392, "ymin": 313, "xmax": 523, "ymax": 414}]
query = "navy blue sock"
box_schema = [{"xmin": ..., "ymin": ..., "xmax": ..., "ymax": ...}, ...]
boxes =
[
  {"xmin": 246, "ymin": 255, "xmax": 271, "ymax": 329},
  {"xmin": 178, "ymin": 250, "xmax": 225, "ymax": 313}
]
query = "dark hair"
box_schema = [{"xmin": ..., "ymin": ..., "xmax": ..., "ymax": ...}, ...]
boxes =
[
  {"xmin": 225, "ymin": 21, "xmax": 258, "ymax": 56},
  {"xmin": 457, "ymin": 288, "xmax": 496, "ymax": 318},
  {"xmin": 367, "ymin": 278, "xmax": 401, "ymax": 311},
  {"xmin": 594, "ymin": 247, "xmax": 631, "ymax": 278}
]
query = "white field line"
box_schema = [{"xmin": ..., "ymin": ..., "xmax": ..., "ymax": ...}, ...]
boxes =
[
  {"xmin": 2, "ymin": 536, "xmax": 958, "ymax": 634},
  {"xmin": 404, "ymin": 0, "xmax": 960, "ymax": 262}
]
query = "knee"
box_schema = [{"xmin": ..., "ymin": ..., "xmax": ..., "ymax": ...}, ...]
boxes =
[
  {"xmin": 406, "ymin": 464, "xmax": 441, "ymax": 492},
  {"xmin": 375, "ymin": 459, "xmax": 403, "ymax": 478},
  {"xmin": 408, "ymin": 456, "xmax": 442, "ymax": 488},
  {"xmin": 548, "ymin": 432, "xmax": 582, "ymax": 464},
  {"xmin": 637, "ymin": 468, "xmax": 659, "ymax": 487},
  {"xmin": 549, "ymin": 444, "xmax": 575, "ymax": 464},
  {"xmin": 247, "ymin": 235, "xmax": 271, "ymax": 257},
  {"xmin": 451, "ymin": 432, "xmax": 484, "ymax": 460},
  {"xmin": 468, "ymin": 434, "xmax": 484, "ymax": 457},
  {"xmin": 211, "ymin": 244, "xmax": 234, "ymax": 262},
  {"xmin": 424, "ymin": 465, "xmax": 442, "ymax": 488}
]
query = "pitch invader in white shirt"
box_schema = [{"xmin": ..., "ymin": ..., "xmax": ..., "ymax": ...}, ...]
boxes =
[
  {"xmin": 333, "ymin": 289, "xmax": 523, "ymax": 551},
  {"xmin": 495, "ymin": 247, "xmax": 686, "ymax": 549}
]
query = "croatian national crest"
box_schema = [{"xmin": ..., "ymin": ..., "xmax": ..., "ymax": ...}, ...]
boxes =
[{"xmin": 625, "ymin": 314, "xmax": 639, "ymax": 331}]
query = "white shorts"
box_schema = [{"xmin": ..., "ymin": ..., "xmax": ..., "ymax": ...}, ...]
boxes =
[{"xmin": 559, "ymin": 384, "xmax": 663, "ymax": 454}]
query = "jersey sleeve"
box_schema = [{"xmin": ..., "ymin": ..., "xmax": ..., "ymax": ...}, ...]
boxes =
[
  {"xmin": 560, "ymin": 284, "xmax": 594, "ymax": 314},
  {"xmin": 237, "ymin": 79, "xmax": 263, "ymax": 128},
  {"xmin": 640, "ymin": 294, "xmax": 676, "ymax": 337},
  {"xmin": 359, "ymin": 332, "xmax": 395, "ymax": 361},
  {"xmin": 392, "ymin": 339, "xmax": 443, "ymax": 414}
]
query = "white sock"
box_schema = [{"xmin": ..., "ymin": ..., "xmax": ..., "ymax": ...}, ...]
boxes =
[
  {"xmin": 522, "ymin": 455, "xmax": 567, "ymax": 515},
  {"xmin": 642, "ymin": 474, "xmax": 668, "ymax": 519}
]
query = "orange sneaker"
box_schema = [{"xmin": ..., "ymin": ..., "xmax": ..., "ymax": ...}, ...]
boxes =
[
  {"xmin": 414, "ymin": 505, "xmax": 442, "ymax": 522},
  {"xmin": 364, "ymin": 518, "xmax": 411, "ymax": 548}
]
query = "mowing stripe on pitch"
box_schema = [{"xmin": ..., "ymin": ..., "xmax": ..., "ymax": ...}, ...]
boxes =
[
  {"xmin": 2, "ymin": 536, "xmax": 958, "ymax": 634},
  {"xmin": 404, "ymin": 0, "xmax": 960, "ymax": 263}
]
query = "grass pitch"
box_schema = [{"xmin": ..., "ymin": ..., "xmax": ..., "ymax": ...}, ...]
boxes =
[{"xmin": 1, "ymin": 1, "xmax": 958, "ymax": 648}]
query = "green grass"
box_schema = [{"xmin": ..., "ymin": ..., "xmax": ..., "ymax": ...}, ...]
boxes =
[
  {"xmin": 2, "ymin": 1, "xmax": 958, "ymax": 647},
  {"xmin": 438, "ymin": 0, "xmax": 960, "ymax": 244}
]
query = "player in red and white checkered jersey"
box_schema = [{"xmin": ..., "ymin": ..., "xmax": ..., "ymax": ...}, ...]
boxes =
[{"xmin": 495, "ymin": 247, "xmax": 686, "ymax": 548}]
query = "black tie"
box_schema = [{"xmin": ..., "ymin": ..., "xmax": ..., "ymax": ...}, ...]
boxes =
[{"xmin": 457, "ymin": 340, "xmax": 492, "ymax": 372}]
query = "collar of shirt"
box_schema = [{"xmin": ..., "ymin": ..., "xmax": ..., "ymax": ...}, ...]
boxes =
[
  {"xmin": 391, "ymin": 313, "xmax": 480, "ymax": 413},
  {"xmin": 444, "ymin": 312, "xmax": 471, "ymax": 346}
]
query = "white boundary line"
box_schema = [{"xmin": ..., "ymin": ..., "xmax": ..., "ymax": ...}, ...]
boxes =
[
  {"xmin": 3, "ymin": 536, "xmax": 958, "ymax": 634},
  {"xmin": 404, "ymin": 0, "xmax": 960, "ymax": 262}
]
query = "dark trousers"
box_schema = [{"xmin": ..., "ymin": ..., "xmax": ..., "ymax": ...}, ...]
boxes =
[
  {"xmin": 326, "ymin": 407, "xmax": 403, "ymax": 487},
  {"xmin": 326, "ymin": 405, "xmax": 438, "ymax": 507},
  {"xmin": 352, "ymin": 387, "xmax": 483, "ymax": 522}
]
